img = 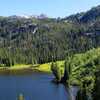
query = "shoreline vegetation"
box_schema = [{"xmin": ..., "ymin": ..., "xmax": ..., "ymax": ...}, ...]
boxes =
[{"xmin": 0, "ymin": 61, "xmax": 64, "ymax": 74}]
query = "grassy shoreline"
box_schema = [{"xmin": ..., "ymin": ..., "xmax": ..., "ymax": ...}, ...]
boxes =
[{"xmin": 0, "ymin": 61, "xmax": 64, "ymax": 74}]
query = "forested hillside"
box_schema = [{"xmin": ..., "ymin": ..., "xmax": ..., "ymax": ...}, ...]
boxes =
[{"xmin": 0, "ymin": 5, "xmax": 100, "ymax": 66}]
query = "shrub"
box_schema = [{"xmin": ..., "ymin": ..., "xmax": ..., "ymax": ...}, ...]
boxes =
[{"xmin": 51, "ymin": 62, "xmax": 61, "ymax": 82}]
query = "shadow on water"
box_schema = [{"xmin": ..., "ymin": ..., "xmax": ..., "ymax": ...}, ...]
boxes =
[
  {"xmin": 0, "ymin": 68, "xmax": 40, "ymax": 76},
  {"xmin": 51, "ymin": 79, "xmax": 80, "ymax": 100},
  {"xmin": 64, "ymin": 85, "xmax": 80, "ymax": 100}
]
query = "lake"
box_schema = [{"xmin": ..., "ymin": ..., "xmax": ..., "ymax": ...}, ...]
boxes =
[{"xmin": 0, "ymin": 73, "xmax": 74, "ymax": 100}]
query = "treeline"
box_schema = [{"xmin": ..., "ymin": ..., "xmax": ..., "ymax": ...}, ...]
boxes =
[{"xmin": 0, "ymin": 48, "xmax": 36, "ymax": 66}]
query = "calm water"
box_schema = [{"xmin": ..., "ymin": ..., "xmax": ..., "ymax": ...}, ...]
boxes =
[{"xmin": 0, "ymin": 73, "xmax": 72, "ymax": 100}]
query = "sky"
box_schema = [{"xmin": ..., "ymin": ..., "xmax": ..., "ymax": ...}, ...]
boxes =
[{"xmin": 0, "ymin": 0, "xmax": 100, "ymax": 18}]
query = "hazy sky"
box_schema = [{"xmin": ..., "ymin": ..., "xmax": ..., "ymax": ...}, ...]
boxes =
[{"xmin": 0, "ymin": 0, "xmax": 100, "ymax": 18}]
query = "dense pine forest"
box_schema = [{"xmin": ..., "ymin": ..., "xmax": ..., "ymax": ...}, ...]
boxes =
[{"xmin": 0, "ymin": 5, "xmax": 100, "ymax": 66}]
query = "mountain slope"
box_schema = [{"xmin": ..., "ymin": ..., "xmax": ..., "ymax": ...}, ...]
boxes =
[
  {"xmin": 63, "ymin": 5, "xmax": 100, "ymax": 23},
  {"xmin": 0, "ymin": 5, "xmax": 100, "ymax": 66}
]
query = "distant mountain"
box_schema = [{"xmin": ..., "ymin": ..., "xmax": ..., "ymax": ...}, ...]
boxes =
[
  {"xmin": 8, "ymin": 14, "xmax": 48, "ymax": 20},
  {"xmin": 62, "ymin": 12, "xmax": 84, "ymax": 23},
  {"xmin": 62, "ymin": 5, "xmax": 100, "ymax": 23},
  {"xmin": 80, "ymin": 5, "xmax": 100, "ymax": 23}
]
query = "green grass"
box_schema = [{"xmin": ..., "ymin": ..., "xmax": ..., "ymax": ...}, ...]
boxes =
[
  {"xmin": 0, "ymin": 64, "xmax": 31, "ymax": 70},
  {"xmin": 11, "ymin": 64, "xmax": 32, "ymax": 69},
  {"xmin": 34, "ymin": 61, "xmax": 64, "ymax": 73},
  {"xmin": 0, "ymin": 61, "xmax": 65, "ymax": 73}
]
